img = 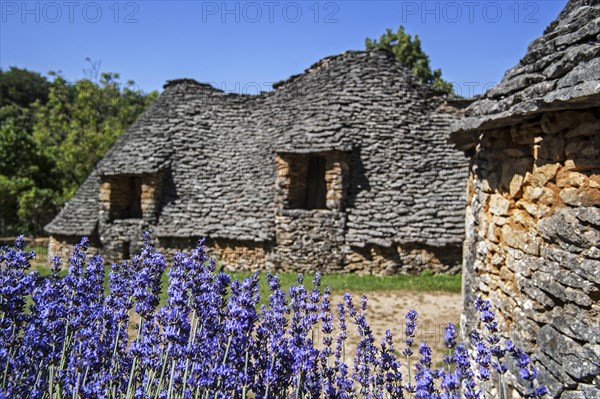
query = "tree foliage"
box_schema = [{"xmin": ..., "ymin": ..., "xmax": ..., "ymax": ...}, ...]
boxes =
[
  {"xmin": 365, "ymin": 26, "xmax": 453, "ymax": 93},
  {"xmin": 0, "ymin": 66, "xmax": 157, "ymax": 236},
  {"xmin": 0, "ymin": 67, "xmax": 50, "ymax": 108}
]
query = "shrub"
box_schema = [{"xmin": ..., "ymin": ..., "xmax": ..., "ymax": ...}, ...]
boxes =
[{"xmin": 0, "ymin": 234, "xmax": 546, "ymax": 398}]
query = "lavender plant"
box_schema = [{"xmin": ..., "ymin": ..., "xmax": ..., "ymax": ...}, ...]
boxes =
[{"xmin": 0, "ymin": 235, "xmax": 547, "ymax": 399}]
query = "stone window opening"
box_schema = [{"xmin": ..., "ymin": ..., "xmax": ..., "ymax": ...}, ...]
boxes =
[
  {"xmin": 276, "ymin": 152, "xmax": 348, "ymax": 211},
  {"xmin": 101, "ymin": 172, "xmax": 164, "ymax": 224},
  {"xmin": 304, "ymin": 156, "xmax": 327, "ymax": 209},
  {"xmin": 109, "ymin": 176, "xmax": 143, "ymax": 220},
  {"xmin": 284, "ymin": 155, "xmax": 327, "ymax": 210}
]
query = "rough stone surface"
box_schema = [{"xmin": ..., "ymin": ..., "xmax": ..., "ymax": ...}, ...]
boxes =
[
  {"xmin": 450, "ymin": 0, "xmax": 600, "ymax": 150},
  {"xmin": 45, "ymin": 49, "xmax": 469, "ymax": 274},
  {"xmin": 455, "ymin": 108, "xmax": 600, "ymax": 397},
  {"xmin": 450, "ymin": 2, "xmax": 600, "ymax": 396}
]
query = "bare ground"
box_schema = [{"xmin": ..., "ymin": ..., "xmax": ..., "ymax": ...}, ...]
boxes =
[
  {"xmin": 328, "ymin": 290, "xmax": 462, "ymax": 369},
  {"xmin": 128, "ymin": 290, "xmax": 462, "ymax": 372}
]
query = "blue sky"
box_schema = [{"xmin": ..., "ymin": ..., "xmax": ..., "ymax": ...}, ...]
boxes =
[{"xmin": 1, "ymin": 1, "xmax": 568, "ymax": 96}]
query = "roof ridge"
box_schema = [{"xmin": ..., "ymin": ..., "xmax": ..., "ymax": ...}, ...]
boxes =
[
  {"xmin": 273, "ymin": 49, "xmax": 395, "ymax": 89},
  {"xmin": 163, "ymin": 79, "xmax": 223, "ymax": 91}
]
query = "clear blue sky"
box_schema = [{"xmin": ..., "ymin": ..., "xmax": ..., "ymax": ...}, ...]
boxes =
[{"xmin": 1, "ymin": 0, "xmax": 568, "ymax": 97}]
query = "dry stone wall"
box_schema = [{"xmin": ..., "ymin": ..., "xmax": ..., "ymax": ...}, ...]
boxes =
[
  {"xmin": 274, "ymin": 210, "xmax": 347, "ymax": 272},
  {"xmin": 346, "ymin": 243, "xmax": 462, "ymax": 275},
  {"xmin": 48, "ymin": 235, "xmax": 102, "ymax": 264},
  {"xmin": 95, "ymin": 173, "xmax": 165, "ymax": 262},
  {"xmin": 157, "ymin": 237, "xmax": 269, "ymax": 272},
  {"xmin": 462, "ymin": 108, "xmax": 600, "ymax": 398},
  {"xmin": 47, "ymin": 49, "xmax": 469, "ymax": 275}
]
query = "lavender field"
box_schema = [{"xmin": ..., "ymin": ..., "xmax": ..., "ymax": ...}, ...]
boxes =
[{"xmin": 1, "ymin": 234, "xmax": 547, "ymax": 398}]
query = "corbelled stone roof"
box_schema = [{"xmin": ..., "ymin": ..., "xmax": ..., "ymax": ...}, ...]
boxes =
[
  {"xmin": 450, "ymin": 0, "xmax": 600, "ymax": 150},
  {"xmin": 45, "ymin": 172, "xmax": 100, "ymax": 236},
  {"xmin": 46, "ymin": 49, "xmax": 469, "ymax": 247}
]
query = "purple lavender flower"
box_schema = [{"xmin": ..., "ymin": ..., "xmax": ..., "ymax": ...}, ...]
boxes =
[
  {"xmin": 379, "ymin": 330, "xmax": 403, "ymax": 398},
  {"xmin": 320, "ymin": 286, "xmax": 337, "ymax": 397},
  {"xmin": 131, "ymin": 236, "xmax": 167, "ymax": 320},
  {"xmin": 440, "ymin": 370, "xmax": 460, "ymax": 399},
  {"xmin": 402, "ymin": 310, "xmax": 418, "ymax": 356},
  {"xmin": 507, "ymin": 345, "xmax": 547, "ymax": 398},
  {"xmin": 415, "ymin": 341, "xmax": 442, "ymax": 396},
  {"xmin": 253, "ymin": 273, "xmax": 292, "ymax": 398},
  {"xmin": 443, "ymin": 323, "xmax": 457, "ymax": 350},
  {"xmin": 0, "ymin": 237, "xmax": 38, "ymax": 397},
  {"xmin": 333, "ymin": 302, "xmax": 355, "ymax": 399},
  {"xmin": 414, "ymin": 368, "xmax": 435, "ymax": 399},
  {"xmin": 0, "ymin": 234, "xmax": 550, "ymax": 399},
  {"xmin": 351, "ymin": 294, "xmax": 378, "ymax": 397},
  {"xmin": 402, "ymin": 309, "xmax": 418, "ymax": 395},
  {"xmin": 454, "ymin": 343, "xmax": 480, "ymax": 399}
]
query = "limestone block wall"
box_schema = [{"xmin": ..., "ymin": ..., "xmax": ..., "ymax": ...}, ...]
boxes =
[
  {"xmin": 210, "ymin": 239, "xmax": 269, "ymax": 272},
  {"xmin": 345, "ymin": 243, "xmax": 462, "ymax": 275},
  {"xmin": 153, "ymin": 236, "xmax": 461, "ymax": 275},
  {"xmin": 325, "ymin": 157, "xmax": 348, "ymax": 211},
  {"xmin": 276, "ymin": 153, "xmax": 309, "ymax": 210},
  {"xmin": 48, "ymin": 236, "xmax": 75, "ymax": 263},
  {"xmin": 140, "ymin": 172, "xmax": 164, "ymax": 223},
  {"xmin": 98, "ymin": 220, "xmax": 148, "ymax": 262},
  {"xmin": 462, "ymin": 108, "xmax": 600, "ymax": 398},
  {"xmin": 98, "ymin": 172, "xmax": 164, "ymax": 262},
  {"xmin": 273, "ymin": 152, "xmax": 349, "ymax": 272},
  {"xmin": 157, "ymin": 237, "xmax": 269, "ymax": 272},
  {"xmin": 274, "ymin": 210, "xmax": 347, "ymax": 272},
  {"xmin": 48, "ymin": 235, "xmax": 101, "ymax": 263}
]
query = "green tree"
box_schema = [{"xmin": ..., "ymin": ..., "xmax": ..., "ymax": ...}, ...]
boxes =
[
  {"xmin": 0, "ymin": 67, "xmax": 50, "ymax": 108},
  {"xmin": 0, "ymin": 65, "xmax": 157, "ymax": 236},
  {"xmin": 366, "ymin": 26, "xmax": 453, "ymax": 93},
  {"xmin": 34, "ymin": 72, "xmax": 158, "ymax": 199},
  {"xmin": 0, "ymin": 68, "xmax": 53, "ymax": 235}
]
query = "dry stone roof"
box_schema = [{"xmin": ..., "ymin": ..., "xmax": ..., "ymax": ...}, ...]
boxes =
[
  {"xmin": 451, "ymin": 0, "xmax": 600, "ymax": 149},
  {"xmin": 46, "ymin": 49, "xmax": 468, "ymax": 248},
  {"xmin": 45, "ymin": 172, "xmax": 100, "ymax": 236}
]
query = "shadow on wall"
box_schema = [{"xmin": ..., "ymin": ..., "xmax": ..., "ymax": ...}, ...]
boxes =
[
  {"xmin": 349, "ymin": 242, "xmax": 463, "ymax": 275},
  {"xmin": 158, "ymin": 168, "xmax": 179, "ymax": 212},
  {"xmin": 345, "ymin": 146, "xmax": 371, "ymax": 209}
]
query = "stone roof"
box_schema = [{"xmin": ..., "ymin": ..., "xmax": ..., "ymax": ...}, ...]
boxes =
[
  {"xmin": 45, "ymin": 172, "xmax": 100, "ymax": 236},
  {"xmin": 46, "ymin": 49, "xmax": 469, "ymax": 247},
  {"xmin": 450, "ymin": 0, "xmax": 600, "ymax": 150}
]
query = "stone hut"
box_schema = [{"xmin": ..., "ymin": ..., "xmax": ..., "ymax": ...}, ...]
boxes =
[
  {"xmin": 450, "ymin": 0, "xmax": 600, "ymax": 397},
  {"xmin": 46, "ymin": 49, "xmax": 469, "ymax": 275}
]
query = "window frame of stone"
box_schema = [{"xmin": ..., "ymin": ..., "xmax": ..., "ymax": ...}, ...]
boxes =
[
  {"xmin": 100, "ymin": 173, "xmax": 164, "ymax": 222},
  {"xmin": 276, "ymin": 151, "xmax": 348, "ymax": 212}
]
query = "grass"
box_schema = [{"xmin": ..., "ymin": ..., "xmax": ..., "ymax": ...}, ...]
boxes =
[
  {"xmin": 30, "ymin": 264, "xmax": 461, "ymax": 307},
  {"xmin": 229, "ymin": 270, "xmax": 460, "ymax": 299}
]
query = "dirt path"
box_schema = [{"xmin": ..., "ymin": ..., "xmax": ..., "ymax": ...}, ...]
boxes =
[
  {"xmin": 328, "ymin": 290, "xmax": 462, "ymax": 368},
  {"xmin": 126, "ymin": 290, "xmax": 462, "ymax": 373}
]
